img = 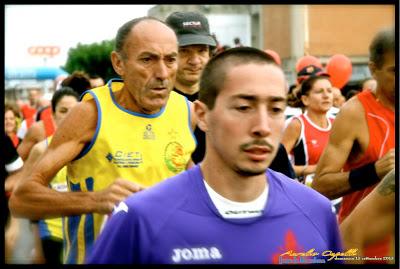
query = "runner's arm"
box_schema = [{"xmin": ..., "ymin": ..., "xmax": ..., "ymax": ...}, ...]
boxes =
[
  {"xmin": 312, "ymin": 101, "xmax": 360, "ymax": 199},
  {"xmin": 9, "ymin": 101, "xmax": 141, "ymax": 220},
  {"xmin": 16, "ymin": 122, "xmax": 45, "ymax": 160},
  {"xmin": 340, "ymin": 169, "xmax": 395, "ymax": 260}
]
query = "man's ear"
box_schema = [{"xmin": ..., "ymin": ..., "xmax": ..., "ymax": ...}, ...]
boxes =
[
  {"xmin": 111, "ymin": 51, "xmax": 125, "ymax": 77},
  {"xmin": 368, "ymin": 61, "xmax": 377, "ymax": 80},
  {"xmin": 193, "ymin": 100, "xmax": 209, "ymax": 132}
]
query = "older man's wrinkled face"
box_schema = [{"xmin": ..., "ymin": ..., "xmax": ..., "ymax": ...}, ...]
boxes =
[{"xmin": 112, "ymin": 20, "xmax": 179, "ymax": 114}]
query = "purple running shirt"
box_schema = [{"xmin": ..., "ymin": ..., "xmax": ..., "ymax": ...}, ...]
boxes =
[{"xmin": 87, "ymin": 165, "xmax": 343, "ymax": 264}]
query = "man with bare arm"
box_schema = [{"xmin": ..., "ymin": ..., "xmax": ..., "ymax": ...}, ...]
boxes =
[
  {"xmin": 87, "ymin": 47, "xmax": 342, "ymax": 264},
  {"xmin": 340, "ymin": 169, "xmax": 395, "ymax": 264},
  {"xmin": 10, "ymin": 17, "xmax": 196, "ymax": 264},
  {"xmin": 312, "ymin": 27, "xmax": 395, "ymax": 262}
]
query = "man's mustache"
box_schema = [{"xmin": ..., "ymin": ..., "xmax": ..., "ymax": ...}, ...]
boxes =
[{"xmin": 240, "ymin": 140, "xmax": 274, "ymax": 152}]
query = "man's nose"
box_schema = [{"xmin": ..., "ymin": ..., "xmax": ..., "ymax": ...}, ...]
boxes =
[
  {"xmin": 154, "ymin": 62, "xmax": 169, "ymax": 80},
  {"xmin": 251, "ymin": 110, "xmax": 271, "ymax": 138},
  {"xmin": 187, "ymin": 53, "xmax": 201, "ymax": 65}
]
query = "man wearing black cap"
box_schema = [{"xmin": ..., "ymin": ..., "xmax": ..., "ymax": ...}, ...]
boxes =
[{"xmin": 166, "ymin": 11, "xmax": 216, "ymax": 164}]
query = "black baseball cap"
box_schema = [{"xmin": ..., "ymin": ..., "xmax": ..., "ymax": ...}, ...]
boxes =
[{"xmin": 166, "ymin": 11, "xmax": 216, "ymax": 47}]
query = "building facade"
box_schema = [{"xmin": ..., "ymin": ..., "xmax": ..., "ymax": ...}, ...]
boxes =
[
  {"xmin": 262, "ymin": 5, "xmax": 394, "ymax": 83},
  {"xmin": 149, "ymin": 4, "xmax": 394, "ymax": 85}
]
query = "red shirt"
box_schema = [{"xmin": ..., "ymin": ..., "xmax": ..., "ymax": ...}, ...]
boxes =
[
  {"xmin": 8, "ymin": 133, "xmax": 21, "ymax": 148},
  {"xmin": 340, "ymin": 90, "xmax": 395, "ymax": 260},
  {"xmin": 291, "ymin": 113, "xmax": 334, "ymax": 165},
  {"xmin": 39, "ymin": 106, "xmax": 56, "ymax": 137},
  {"xmin": 20, "ymin": 104, "xmax": 36, "ymax": 121}
]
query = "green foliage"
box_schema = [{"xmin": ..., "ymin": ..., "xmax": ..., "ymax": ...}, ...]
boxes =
[{"xmin": 63, "ymin": 40, "xmax": 119, "ymax": 81}]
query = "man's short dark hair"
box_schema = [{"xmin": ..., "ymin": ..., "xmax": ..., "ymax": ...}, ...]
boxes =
[
  {"xmin": 369, "ymin": 27, "xmax": 394, "ymax": 69},
  {"xmin": 114, "ymin": 16, "xmax": 165, "ymax": 60},
  {"xmin": 51, "ymin": 87, "xmax": 80, "ymax": 112},
  {"xmin": 199, "ymin": 47, "xmax": 281, "ymax": 109}
]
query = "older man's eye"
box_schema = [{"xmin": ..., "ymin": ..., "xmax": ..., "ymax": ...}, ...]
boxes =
[{"xmin": 141, "ymin": 57, "xmax": 151, "ymax": 63}]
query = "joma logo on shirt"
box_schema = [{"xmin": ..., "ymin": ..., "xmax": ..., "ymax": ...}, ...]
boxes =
[{"xmin": 171, "ymin": 247, "xmax": 222, "ymax": 263}]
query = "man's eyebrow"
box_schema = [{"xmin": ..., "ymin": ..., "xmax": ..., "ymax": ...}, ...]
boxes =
[
  {"xmin": 137, "ymin": 51, "xmax": 178, "ymax": 58},
  {"xmin": 230, "ymin": 94, "xmax": 257, "ymax": 101},
  {"xmin": 269, "ymin": 96, "xmax": 287, "ymax": 102},
  {"xmin": 230, "ymin": 94, "xmax": 287, "ymax": 102},
  {"xmin": 136, "ymin": 52, "xmax": 155, "ymax": 59},
  {"xmin": 165, "ymin": 52, "xmax": 178, "ymax": 57}
]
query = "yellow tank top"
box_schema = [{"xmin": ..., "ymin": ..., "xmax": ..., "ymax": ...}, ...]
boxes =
[
  {"xmin": 63, "ymin": 79, "xmax": 196, "ymax": 264},
  {"xmin": 38, "ymin": 137, "xmax": 67, "ymax": 241}
]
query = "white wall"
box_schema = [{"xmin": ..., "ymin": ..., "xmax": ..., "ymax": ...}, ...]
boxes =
[{"xmin": 207, "ymin": 14, "xmax": 251, "ymax": 48}]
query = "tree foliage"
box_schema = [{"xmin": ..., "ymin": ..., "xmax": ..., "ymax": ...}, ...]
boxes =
[{"xmin": 63, "ymin": 40, "xmax": 119, "ymax": 82}]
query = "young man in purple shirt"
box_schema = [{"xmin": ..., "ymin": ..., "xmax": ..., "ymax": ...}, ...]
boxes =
[{"xmin": 87, "ymin": 47, "xmax": 343, "ymax": 264}]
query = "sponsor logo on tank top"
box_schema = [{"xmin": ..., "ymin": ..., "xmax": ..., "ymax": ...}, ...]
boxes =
[
  {"xmin": 164, "ymin": 128, "xmax": 187, "ymax": 173},
  {"xmin": 143, "ymin": 124, "xmax": 155, "ymax": 140},
  {"xmin": 171, "ymin": 247, "xmax": 222, "ymax": 263},
  {"xmin": 105, "ymin": 150, "xmax": 143, "ymax": 168},
  {"xmin": 164, "ymin": 141, "xmax": 186, "ymax": 173}
]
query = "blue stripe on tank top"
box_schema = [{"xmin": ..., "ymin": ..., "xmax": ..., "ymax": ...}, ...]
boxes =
[
  {"xmin": 38, "ymin": 219, "xmax": 51, "ymax": 239},
  {"xmin": 84, "ymin": 177, "xmax": 95, "ymax": 259},
  {"xmin": 184, "ymin": 96, "xmax": 197, "ymax": 146},
  {"xmin": 62, "ymin": 216, "xmax": 67, "ymax": 263},
  {"xmin": 37, "ymin": 179, "xmax": 53, "ymax": 239},
  {"xmin": 74, "ymin": 90, "xmax": 102, "ymax": 161},
  {"xmin": 65, "ymin": 181, "xmax": 82, "ymax": 264}
]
